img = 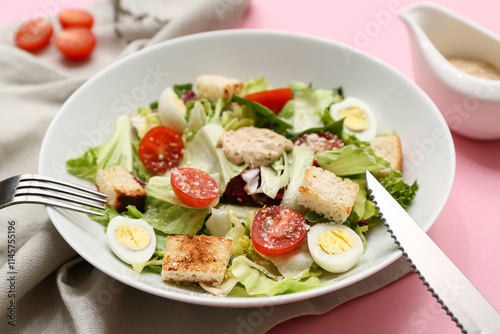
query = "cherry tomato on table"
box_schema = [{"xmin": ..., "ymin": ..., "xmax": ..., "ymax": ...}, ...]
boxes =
[
  {"xmin": 14, "ymin": 19, "xmax": 53, "ymax": 52},
  {"xmin": 244, "ymin": 88, "xmax": 293, "ymax": 115},
  {"xmin": 138, "ymin": 126, "xmax": 184, "ymax": 173},
  {"xmin": 54, "ymin": 28, "xmax": 96, "ymax": 60},
  {"xmin": 171, "ymin": 168, "xmax": 219, "ymax": 208},
  {"xmin": 58, "ymin": 9, "xmax": 94, "ymax": 29},
  {"xmin": 251, "ymin": 205, "xmax": 308, "ymax": 256}
]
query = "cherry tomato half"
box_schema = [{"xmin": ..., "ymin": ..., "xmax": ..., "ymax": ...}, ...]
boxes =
[
  {"xmin": 138, "ymin": 126, "xmax": 184, "ymax": 173},
  {"xmin": 171, "ymin": 168, "xmax": 219, "ymax": 208},
  {"xmin": 251, "ymin": 205, "xmax": 308, "ymax": 256},
  {"xmin": 244, "ymin": 88, "xmax": 293, "ymax": 115},
  {"xmin": 59, "ymin": 9, "xmax": 94, "ymax": 29},
  {"xmin": 54, "ymin": 28, "xmax": 96, "ymax": 60},
  {"xmin": 14, "ymin": 19, "xmax": 53, "ymax": 52}
]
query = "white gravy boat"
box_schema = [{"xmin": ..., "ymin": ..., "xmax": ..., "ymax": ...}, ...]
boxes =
[{"xmin": 399, "ymin": 2, "xmax": 500, "ymax": 140}]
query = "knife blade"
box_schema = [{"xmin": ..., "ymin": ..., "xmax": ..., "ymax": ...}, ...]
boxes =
[{"xmin": 365, "ymin": 170, "xmax": 500, "ymax": 334}]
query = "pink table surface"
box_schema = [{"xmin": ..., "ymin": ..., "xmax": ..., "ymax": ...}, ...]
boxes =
[{"xmin": 3, "ymin": 1, "xmax": 500, "ymax": 333}]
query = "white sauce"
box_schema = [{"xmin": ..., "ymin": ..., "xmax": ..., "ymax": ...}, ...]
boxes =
[
  {"xmin": 217, "ymin": 127, "xmax": 293, "ymax": 168},
  {"xmin": 447, "ymin": 57, "xmax": 500, "ymax": 80}
]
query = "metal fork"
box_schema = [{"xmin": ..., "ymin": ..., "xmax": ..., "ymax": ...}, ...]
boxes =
[{"xmin": 0, "ymin": 174, "xmax": 107, "ymax": 216}]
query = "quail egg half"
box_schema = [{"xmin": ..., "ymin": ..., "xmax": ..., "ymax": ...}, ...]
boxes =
[
  {"xmin": 307, "ymin": 223, "xmax": 363, "ymax": 273},
  {"xmin": 330, "ymin": 97, "xmax": 377, "ymax": 142},
  {"xmin": 106, "ymin": 216, "xmax": 156, "ymax": 265}
]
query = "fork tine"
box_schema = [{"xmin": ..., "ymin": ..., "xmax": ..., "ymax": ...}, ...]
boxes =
[
  {"xmin": 14, "ymin": 188, "xmax": 106, "ymax": 210},
  {"xmin": 2, "ymin": 174, "xmax": 108, "ymax": 216},
  {"xmin": 14, "ymin": 196, "xmax": 105, "ymax": 216},
  {"xmin": 16, "ymin": 180, "xmax": 107, "ymax": 204},
  {"xmin": 18, "ymin": 174, "xmax": 106, "ymax": 198}
]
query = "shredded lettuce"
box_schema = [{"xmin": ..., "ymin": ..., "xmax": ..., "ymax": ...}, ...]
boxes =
[
  {"xmin": 243, "ymin": 77, "xmax": 272, "ymax": 94},
  {"xmin": 66, "ymin": 115, "xmax": 134, "ymax": 181},
  {"xmin": 259, "ymin": 152, "xmax": 290, "ymax": 199},
  {"xmin": 230, "ymin": 256, "xmax": 323, "ymax": 296},
  {"xmin": 185, "ymin": 99, "xmax": 255, "ymax": 137},
  {"xmin": 130, "ymin": 106, "xmax": 161, "ymax": 138}
]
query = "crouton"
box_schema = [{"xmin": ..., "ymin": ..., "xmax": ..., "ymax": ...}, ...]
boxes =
[
  {"xmin": 195, "ymin": 74, "xmax": 243, "ymax": 102},
  {"xmin": 370, "ymin": 134, "xmax": 402, "ymax": 178},
  {"xmin": 297, "ymin": 166, "xmax": 359, "ymax": 224},
  {"xmin": 162, "ymin": 235, "xmax": 233, "ymax": 286},
  {"xmin": 95, "ymin": 167, "xmax": 146, "ymax": 212}
]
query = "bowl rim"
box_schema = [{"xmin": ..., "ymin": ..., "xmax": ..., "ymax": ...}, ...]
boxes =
[{"xmin": 39, "ymin": 28, "xmax": 456, "ymax": 308}]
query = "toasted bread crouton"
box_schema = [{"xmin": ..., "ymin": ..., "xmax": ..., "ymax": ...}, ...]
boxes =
[
  {"xmin": 162, "ymin": 235, "xmax": 233, "ymax": 286},
  {"xmin": 195, "ymin": 74, "xmax": 243, "ymax": 102},
  {"xmin": 370, "ymin": 134, "xmax": 403, "ymax": 178},
  {"xmin": 297, "ymin": 166, "xmax": 359, "ymax": 224},
  {"xmin": 95, "ymin": 167, "xmax": 146, "ymax": 212}
]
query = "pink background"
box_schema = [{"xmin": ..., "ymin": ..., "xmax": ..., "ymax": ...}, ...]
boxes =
[{"xmin": 3, "ymin": 0, "xmax": 500, "ymax": 333}]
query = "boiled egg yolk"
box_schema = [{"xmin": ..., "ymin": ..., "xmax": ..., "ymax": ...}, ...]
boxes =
[
  {"xmin": 115, "ymin": 224, "xmax": 151, "ymax": 251},
  {"xmin": 318, "ymin": 228, "xmax": 354, "ymax": 255},
  {"xmin": 307, "ymin": 223, "xmax": 363, "ymax": 273},
  {"xmin": 338, "ymin": 107, "xmax": 370, "ymax": 132}
]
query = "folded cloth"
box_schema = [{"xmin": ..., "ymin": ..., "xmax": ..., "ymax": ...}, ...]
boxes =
[{"xmin": 0, "ymin": 1, "xmax": 413, "ymax": 333}]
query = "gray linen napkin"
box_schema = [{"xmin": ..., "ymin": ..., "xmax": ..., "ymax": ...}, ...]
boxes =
[{"xmin": 0, "ymin": 1, "xmax": 412, "ymax": 333}]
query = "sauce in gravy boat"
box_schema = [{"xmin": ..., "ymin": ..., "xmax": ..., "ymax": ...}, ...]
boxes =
[{"xmin": 399, "ymin": 2, "xmax": 500, "ymax": 140}]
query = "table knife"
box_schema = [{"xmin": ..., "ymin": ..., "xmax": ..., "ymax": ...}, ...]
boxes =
[{"xmin": 365, "ymin": 170, "xmax": 500, "ymax": 334}]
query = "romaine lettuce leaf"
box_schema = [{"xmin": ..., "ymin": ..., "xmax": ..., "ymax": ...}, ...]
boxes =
[
  {"xmin": 266, "ymin": 241, "xmax": 314, "ymax": 279},
  {"xmin": 228, "ymin": 94, "xmax": 292, "ymax": 130},
  {"xmin": 278, "ymin": 86, "xmax": 343, "ymax": 136},
  {"xmin": 140, "ymin": 197, "xmax": 208, "ymax": 235},
  {"xmin": 260, "ymin": 152, "xmax": 290, "ymax": 199},
  {"xmin": 316, "ymin": 145, "xmax": 390, "ymax": 176},
  {"xmin": 231, "ymin": 256, "xmax": 323, "ymax": 296},
  {"xmin": 66, "ymin": 115, "xmax": 134, "ymax": 181},
  {"xmin": 180, "ymin": 124, "xmax": 247, "ymax": 193},
  {"xmin": 280, "ymin": 145, "xmax": 314, "ymax": 213}
]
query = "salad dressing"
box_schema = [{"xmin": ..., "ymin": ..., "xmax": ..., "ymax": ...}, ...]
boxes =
[
  {"xmin": 217, "ymin": 127, "xmax": 293, "ymax": 168},
  {"xmin": 447, "ymin": 57, "xmax": 500, "ymax": 80}
]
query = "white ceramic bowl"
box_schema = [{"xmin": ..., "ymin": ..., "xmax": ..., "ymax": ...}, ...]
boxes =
[{"xmin": 39, "ymin": 29, "xmax": 455, "ymax": 307}]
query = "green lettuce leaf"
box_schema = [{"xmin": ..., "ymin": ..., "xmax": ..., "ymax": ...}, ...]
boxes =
[
  {"xmin": 180, "ymin": 123, "xmax": 247, "ymax": 193},
  {"xmin": 231, "ymin": 256, "xmax": 323, "ymax": 296},
  {"xmin": 132, "ymin": 106, "xmax": 161, "ymax": 138},
  {"xmin": 243, "ymin": 77, "xmax": 272, "ymax": 94},
  {"xmin": 278, "ymin": 85, "xmax": 343, "ymax": 137},
  {"xmin": 379, "ymin": 170, "xmax": 419, "ymax": 210},
  {"xmin": 316, "ymin": 145, "xmax": 390, "ymax": 176},
  {"xmin": 140, "ymin": 198, "xmax": 208, "ymax": 235},
  {"xmin": 228, "ymin": 94, "xmax": 292, "ymax": 130},
  {"xmin": 173, "ymin": 83, "xmax": 193, "ymax": 98},
  {"xmin": 260, "ymin": 152, "xmax": 290, "ymax": 199},
  {"xmin": 280, "ymin": 145, "xmax": 314, "ymax": 213},
  {"xmin": 66, "ymin": 115, "xmax": 134, "ymax": 181}
]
